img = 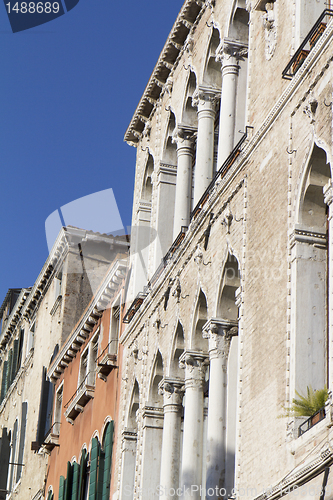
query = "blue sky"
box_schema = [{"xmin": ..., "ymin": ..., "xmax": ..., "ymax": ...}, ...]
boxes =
[{"xmin": 0, "ymin": 0, "xmax": 183, "ymax": 301}]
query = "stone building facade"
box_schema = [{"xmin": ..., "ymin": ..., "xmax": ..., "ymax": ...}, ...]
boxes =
[
  {"xmin": 115, "ymin": 1, "xmax": 333, "ymax": 500},
  {"xmin": 0, "ymin": 227, "xmax": 129, "ymax": 500}
]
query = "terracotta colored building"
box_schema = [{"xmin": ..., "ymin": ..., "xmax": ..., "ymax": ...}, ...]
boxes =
[{"xmin": 44, "ymin": 256, "xmax": 128, "ymax": 500}]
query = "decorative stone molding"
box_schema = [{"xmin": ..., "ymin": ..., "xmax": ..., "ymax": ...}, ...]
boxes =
[
  {"xmin": 303, "ymin": 94, "xmax": 318, "ymax": 124},
  {"xmin": 179, "ymin": 350, "xmax": 209, "ymax": 390},
  {"xmin": 172, "ymin": 278, "xmax": 182, "ymax": 303},
  {"xmin": 263, "ymin": 1, "xmax": 277, "ymax": 60},
  {"xmin": 192, "ymin": 85, "xmax": 219, "ymax": 108},
  {"xmin": 216, "ymin": 38, "xmax": 248, "ymax": 64},
  {"xmin": 289, "ymin": 227, "xmax": 327, "ymax": 248},
  {"xmin": 202, "ymin": 318, "xmax": 238, "ymax": 360},
  {"xmin": 324, "ymin": 179, "xmax": 333, "ymax": 207},
  {"xmin": 158, "ymin": 378, "xmax": 184, "ymax": 407}
]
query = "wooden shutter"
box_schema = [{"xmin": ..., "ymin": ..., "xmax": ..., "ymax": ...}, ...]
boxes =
[
  {"xmin": 17, "ymin": 329, "xmax": 24, "ymax": 370},
  {"xmin": 64, "ymin": 461, "xmax": 73, "ymax": 500},
  {"xmin": 0, "ymin": 428, "xmax": 10, "ymax": 500},
  {"xmin": 36, "ymin": 367, "xmax": 54, "ymax": 445},
  {"xmin": 71, "ymin": 462, "xmax": 80, "ymax": 500},
  {"xmin": 8, "ymin": 419, "xmax": 18, "ymax": 494},
  {"xmin": 10, "ymin": 340, "xmax": 19, "ymax": 383},
  {"xmin": 16, "ymin": 402, "xmax": 27, "ymax": 483},
  {"xmin": 88, "ymin": 438, "xmax": 100, "ymax": 500},
  {"xmin": 0, "ymin": 361, "xmax": 8, "ymax": 402},
  {"xmin": 47, "ymin": 490, "xmax": 54, "ymax": 500},
  {"xmin": 101, "ymin": 422, "xmax": 114, "ymax": 500},
  {"xmin": 78, "ymin": 449, "xmax": 87, "ymax": 499},
  {"xmin": 58, "ymin": 476, "xmax": 65, "ymax": 500},
  {"xmin": 97, "ymin": 449, "xmax": 105, "ymax": 500},
  {"xmin": 6, "ymin": 349, "xmax": 13, "ymax": 387}
]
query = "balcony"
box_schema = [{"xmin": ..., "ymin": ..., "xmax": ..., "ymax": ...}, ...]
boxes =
[
  {"xmin": 64, "ymin": 372, "xmax": 95, "ymax": 424},
  {"xmin": 41, "ymin": 422, "xmax": 61, "ymax": 453},
  {"xmin": 298, "ymin": 407, "xmax": 326, "ymax": 436},
  {"xmin": 97, "ymin": 343, "xmax": 118, "ymax": 381},
  {"xmin": 282, "ymin": 10, "xmax": 333, "ymax": 79}
]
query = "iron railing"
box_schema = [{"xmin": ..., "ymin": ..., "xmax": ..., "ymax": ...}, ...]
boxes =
[
  {"xmin": 282, "ymin": 9, "xmax": 333, "ymax": 80},
  {"xmin": 64, "ymin": 371, "xmax": 95, "ymax": 409},
  {"xmin": 43, "ymin": 421, "xmax": 61, "ymax": 440},
  {"xmin": 190, "ymin": 127, "xmax": 252, "ymax": 221},
  {"xmin": 96, "ymin": 340, "xmax": 118, "ymax": 364},
  {"xmin": 298, "ymin": 407, "xmax": 326, "ymax": 436}
]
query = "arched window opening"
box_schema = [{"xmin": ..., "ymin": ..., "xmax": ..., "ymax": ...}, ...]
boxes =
[
  {"xmin": 192, "ymin": 290, "xmax": 209, "ymax": 351},
  {"xmin": 120, "ymin": 382, "xmax": 139, "ymax": 500},
  {"xmin": 182, "ymin": 71, "xmax": 198, "ymax": 127},
  {"xmin": 142, "ymin": 154, "xmax": 154, "ymax": 202},
  {"xmin": 163, "ymin": 112, "xmax": 177, "ymax": 165},
  {"xmin": 291, "ymin": 144, "xmax": 330, "ymax": 403},
  {"xmin": 217, "ymin": 254, "xmax": 241, "ymax": 321},
  {"xmin": 170, "ymin": 323, "xmax": 185, "ymax": 378},
  {"xmin": 203, "ymin": 28, "xmax": 222, "ymax": 87},
  {"xmin": 148, "ymin": 351, "xmax": 164, "ymax": 406}
]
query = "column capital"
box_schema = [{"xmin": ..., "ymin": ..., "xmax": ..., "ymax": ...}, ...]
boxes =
[
  {"xmin": 202, "ymin": 318, "xmax": 238, "ymax": 360},
  {"xmin": 159, "ymin": 377, "xmax": 184, "ymax": 407},
  {"xmin": 324, "ymin": 179, "xmax": 333, "ymax": 207},
  {"xmin": 216, "ymin": 38, "xmax": 248, "ymax": 64},
  {"xmin": 175, "ymin": 124, "xmax": 197, "ymax": 142},
  {"xmin": 192, "ymin": 85, "xmax": 219, "ymax": 109},
  {"xmin": 179, "ymin": 350, "xmax": 209, "ymax": 389}
]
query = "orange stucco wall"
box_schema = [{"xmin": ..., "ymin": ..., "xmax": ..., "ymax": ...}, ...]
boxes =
[{"xmin": 45, "ymin": 301, "xmax": 124, "ymax": 499}]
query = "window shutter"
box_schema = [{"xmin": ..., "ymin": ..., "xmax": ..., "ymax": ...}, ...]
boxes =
[
  {"xmin": 16, "ymin": 401, "xmax": 27, "ymax": 483},
  {"xmin": 47, "ymin": 490, "xmax": 54, "ymax": 500},
  {"xmin": 71, "ymin": 462, "xmax": 80, "ymax": 500},
  {"xmin": 0, "ymin": 428, "xmax": 10, "ymax": 500},
  {"xmin": 11, "ymin": 339, "xmax": 19, "ymax": 383},
  {"xmin": 78, "ymin": 449, "xmax": 87, "ymax": 499},
  {"xmin": 6, "ymin": 349, "xmax": 13, "ymax": 387},
  {"xmin": 88, "ymin": 438, "xmax": 100, "ymax": 500},
  {"xmin": 17, "ymin": 329, "xmax": 24, "ymax": 370},
  {"xmin": 101, "ymin": 422, "xmax": 114, "ymax": 500},
  {"xmin": 58, "ymin": 476, "xmax": 65, "ymax": 500},
  {"xmin": 8, "ymin": 419, "xmax": 18, "ymax": 494},
  {"xmin": 64, "ymin": 461, "xmax": 73, "ymax": 500},
  {"xmin": 36, "ymin": 367, "xmax": 54, "ymax": 445},
  {"xmin": 97, "ymin": 449, "xmax": 105, "ymax": 500},
  {"xmin": 0, "ymin": 361, "xmax": 8, "ymax": 402}
]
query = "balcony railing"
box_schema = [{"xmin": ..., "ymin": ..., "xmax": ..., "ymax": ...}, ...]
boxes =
[
  {"xmin": 298, "ymin": 407, "xmax": 326, "ymax": 436},
  {"xmin": 96, "ymin": 341, "xmax": 118, "ymax": 380},
  {"xmin": 190, "ymin": 127, "xmax": 252, "ymax": 221},
  {"xmin": 282, "ymin": 9, "xmax": 333, "ymax": 80},
  {"xmin": 64, "ymin": 371, "xmax": 95, "ymax": 423}
]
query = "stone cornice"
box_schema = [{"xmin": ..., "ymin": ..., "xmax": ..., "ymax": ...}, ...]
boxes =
[
  {"xmin": 289, "ymin": 227, "xmax": 327, "ymax": 247},
  {"xmin": 124, "ymin": 0, "xmax": 206, "ymax": 145},
  {"xmin": 48, "ymin": 258, "xmax": 128, "ymax": 383},
  {"xmin": 0, "ymin": 288, "xmax": 31, "ymax": 350}
]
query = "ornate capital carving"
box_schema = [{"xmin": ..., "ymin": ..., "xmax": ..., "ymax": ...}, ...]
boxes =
[
  {"xmin": 179, "ymin": 350, "xmax": 209, "ymax": 387},
  {"xmin": 158, "ymin": 377, "xmax": 184, "ymax": 407},
  {"xmin": 192, "ymin": 85, "xmax": 219, "ymax": 108},
  {"xmin": 202, "ymin": 318, "xmax": 238, "ymax": 360},
  {"xmin": 324, "ymin": 180, "xmax": 333, "ymax": 207},
  {"xmin": 216, "ymin": 39, "xmax": 248, "ymax": 64}
]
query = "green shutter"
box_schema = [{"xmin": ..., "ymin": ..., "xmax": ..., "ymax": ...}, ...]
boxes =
[
  {"xmin": 101, "ymin": 422, "xmax": 114, "ymax": 500},
  {"xmin": 11, "ymin": 339, "xmax": 19, "ymax": 382},
  {"xmin": 58, "ymin": 476, "xmax": 65, "ymax": 500},
  {"xmin": 64, "ymin": 461, "xmax": 73, "ymax": 500},
  {"xmin": 16, "ymin": 402, "xmax": 27, "ymax": 482},
  {"xmin": 17, "ymin": 329, "xmax": 24, "ymax": 369},
  {"xmin": 97, "ymin": 449, "xmax": 105, "ymax": 500},
  {"xmin": 0, "ymin": 428, "xmax": 11, "ymax": 500},
  {"xmin": 78, "ymin": 449, "xmax": 87, "ymax": 499},
  {"xmin": 71, "ymin": 462, "xmax": 80, "ymax": 500},
  {"xmin": 47, "ymin": 490, "xmax": 54, "ymax": 500},
  {"xmin": 0, "ymin": 361, "xmax": 8, "ymax": 401},
  {"xmin": 89, "ymin": 438, "xmax": 100, "ymax": 500},
  {"xmin": 7, "ymin": 349, "xmax": 13, "ymax": 387},
  {"xmin": 8, "ymin": 419, "xmax": 18, "ymax": 493}
]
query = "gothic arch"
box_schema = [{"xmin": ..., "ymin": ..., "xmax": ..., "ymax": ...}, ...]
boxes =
[
  {"xmin": 126, "ymin": 379, "xmax": 140, "ymax": 429},
  {"xmin": 190, "ymin": 289, "xmax": 209, "ymax": 351},
  {"xmin": 168, "ymin": 321, "xmax": 185, "ymax": 378},
  {"xmin": 215, "ymin": 252, "xmax": 241, "ymax": 320},
  {"xmin": 202, "ymin": 27, "xmax": 222, "ymax": 87},
  {"xmin": 181, "ymin": 70, "xmax": 198, "ymax": 127},
  {"xmin": 148, "ymin": 350, "xmax": 164, "ymax": 406},
  {"xmin": 141, "ymin": 153, "xmax": 154, "ymax": 202},
  {"xmin": 162, "ymin": 111, "xmax": 177, "ymax": 165}
]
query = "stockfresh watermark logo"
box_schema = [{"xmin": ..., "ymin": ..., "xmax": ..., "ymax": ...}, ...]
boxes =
[{"xmin": 3, "ymin": 0, "xmax": 80, "ymax": 33}]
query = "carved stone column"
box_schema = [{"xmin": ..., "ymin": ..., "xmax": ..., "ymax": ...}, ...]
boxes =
[
  {"xmin": 173, "ymin": 126, "xmax": 196, "ymax": 239},
  {"xmin": 119, "ymin": 428, "xmax": 137, "ymax": 500},
  {"xmin": 179, "ymin": 350, "xmax": 208, "ymax": 500},
  {"xmin": 159, "ymin": 378, "xmax": 184, "ymax": 499},
  {"xmin": 202, "ymin": 319, "xmax": 238, "ymax": 499},
  {"xmin": 141, "ymin": 405, "xmax": 164, "ymax": 500},
  {"xmin": 324, "ymin": 180, "xmax": 333, "ymax": 389},
  {"xmin": 193, "ymin": 86, "xmax": 218, "ymax": 206},
  {"xmin": 217, "ymin": 42, "xmax": 247, "ymax": 167}
]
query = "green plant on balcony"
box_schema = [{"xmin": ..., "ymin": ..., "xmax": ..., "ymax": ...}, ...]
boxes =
[{"xmin": 284, "ymin": 386, "xmax": 328, "ymax": 417}]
